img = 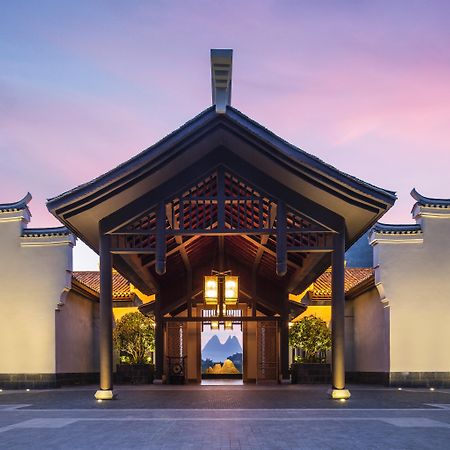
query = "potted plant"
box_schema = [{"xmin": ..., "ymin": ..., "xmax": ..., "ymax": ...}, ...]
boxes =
[
  {"xmin": 289, "ymin": 315, "xmax": 332, "ymax": 383},
  {"xmin": 113, "ymin": 312, "xmax": 155, "ymax": 384}
]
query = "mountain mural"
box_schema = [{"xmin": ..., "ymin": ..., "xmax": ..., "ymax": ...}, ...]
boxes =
[{"xmin": 202, "ymin": 335, "xmax": 242, "ymax": 363}]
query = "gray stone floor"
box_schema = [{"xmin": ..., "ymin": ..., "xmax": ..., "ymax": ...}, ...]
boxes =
[{"xmin": 1, "ymin": 384, "xmax": 450, "ymax": 449}]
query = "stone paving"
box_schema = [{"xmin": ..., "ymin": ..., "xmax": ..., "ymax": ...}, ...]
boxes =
[{"xmin": 0, "ymin": 384, "xmax": 449, "ymax": 449}]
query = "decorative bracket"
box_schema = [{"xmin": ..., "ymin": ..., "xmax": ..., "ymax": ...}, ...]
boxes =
[{"xmin": 211, "ymin": 49, "xmax": 232, "ymax": 113}]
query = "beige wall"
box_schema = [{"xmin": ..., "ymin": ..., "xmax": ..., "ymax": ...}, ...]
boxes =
[
  {"xmin": 56, "ymin": 290, "xmax": 99, "ymax": 373},
  {"xmin": 370, "ymin": 207, "xmax": 450, "ymax": 373},
  {"xmin": 346, "ymin": 287, "xmax": 389, "ymax": 373},
  {"xmin": 0, "ymin": 209, "xmax": 74, "ymax": 375}
]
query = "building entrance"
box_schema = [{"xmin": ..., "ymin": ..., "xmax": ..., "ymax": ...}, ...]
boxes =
[
  {"xmin": 201, "ymin": 322, "xmax": 243, "ymax": 380},
  {"xmin": 47, "ymin": 49, "xmax": 396, "ymax": 399}
]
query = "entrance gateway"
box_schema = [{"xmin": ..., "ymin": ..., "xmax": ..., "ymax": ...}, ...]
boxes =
[{"xmin": 47, "ymin": 49, "xmax": 396, "ymax": 399}]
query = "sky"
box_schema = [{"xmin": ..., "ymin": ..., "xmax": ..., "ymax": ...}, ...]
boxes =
[{"xmin": 1, "ymin": 1, "xmax": 449, "ymax": 270}]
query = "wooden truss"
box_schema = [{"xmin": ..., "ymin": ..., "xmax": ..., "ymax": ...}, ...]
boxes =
[{"xmin": 107, "ymin": 167, "xmax": 336, "ymax": 280}]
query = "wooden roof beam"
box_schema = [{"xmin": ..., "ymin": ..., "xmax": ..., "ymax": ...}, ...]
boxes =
[{"xmin": 241, "ymin": 234, "xmax": 299, "ymax": 269}]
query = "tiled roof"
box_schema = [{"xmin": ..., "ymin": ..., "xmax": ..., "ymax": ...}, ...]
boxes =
[
  {"xmin": 72, "ymin": 268, "xmax": 373, "ymax": 301},
  {"xmin": 22, "ymin": 226, "xmax": 70, "ymax": 237},
  {"xmin": 312, "ymin": 268, "xmax": 374, "ymax": 299},
  {"xmin": 0, "ymin": 193, "xmax": 32, "ymax": 212},
  {"xmin": 372, "ymin": 223, "xmax": 422, "ymax": 235},
  {"xmin": 411, "ymin": 188, "xmax": 450, "ymax": 208},
  {"xmin": 72, "ymin": 271, "xmax": 132, "ymax": 299}
]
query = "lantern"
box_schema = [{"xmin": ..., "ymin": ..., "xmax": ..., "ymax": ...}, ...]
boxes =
[
  {"xmin": 224, "ymin": 275, "xmax": 239, "ymax": 306},
  {"xmin": 204, "ymin": 275, "xmax": 218, "ymax": 305}
]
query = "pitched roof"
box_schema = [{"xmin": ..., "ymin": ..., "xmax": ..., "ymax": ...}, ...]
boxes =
[
  {"xmin": 372, "ymin": 223, "xmax": 422, "ymax": 235},
  {"xmin": 48, "ymin": 106, "xmax": 396, "ymax": 210},
  {"xmin": 411, "ymin": 188, "xmax": 450, "ymax": 208},
  {"xmin": 372, "ymin": 222, "xmax": 422, "ymax": 234},
  {"xmin": 227, "ymin": 108, "xmax": 397, "ymax": 201},
  {"xmin": 312, "ymin": 268, "xmax": 374, "ymax": 299},
  {"xmin": 22, "ymin": 226, "xmax": 70, "ymax": 237},
  {"xmin": 47, "ymin": 103, "xmax": 396, "ymax": 298},
  {"xmin": 0, "ymin": 193, "xmax": 32, "ymax": 212},
  {"xmin": 72, "ymin": 271, "xmax": 132, "ymax": 299}
]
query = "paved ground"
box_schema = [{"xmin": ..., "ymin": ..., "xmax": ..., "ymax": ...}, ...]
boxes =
[{"xmin": 1, "ymin": 384, "xmax": 450, "ymax": 449}]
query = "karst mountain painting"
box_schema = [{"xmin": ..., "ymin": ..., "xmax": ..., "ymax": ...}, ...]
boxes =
[{"xmin": 201, "ymin": 335, "xmax": 243, "ymax": 374}]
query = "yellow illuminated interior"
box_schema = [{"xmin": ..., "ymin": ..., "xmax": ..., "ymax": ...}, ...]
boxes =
[
  {"xmin": 295, "ymin": 305, "xmax": 331, "ymax": 325},
  {"xmin": 113, "ymin": 306, "xmax": 139, "ymax": 321},
  {"xmin": 204, "ymin": 276, "xmax": 219, "ymax": 305},
  {"xmin": 224, "ymin": 275, "xmax": 238, "ymax": 305}
]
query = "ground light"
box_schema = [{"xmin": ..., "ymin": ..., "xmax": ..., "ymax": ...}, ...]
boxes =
[
  {"xmin": 26, "ymin": 389, "xmax": 30, "ymax": 392},
  {"xmin": 398, "ymin": 388, "xmax": 402, "ymax": 391},
  {"xmin": 430, "ymin": 388, "xmax": 435, "ymax": 391}
]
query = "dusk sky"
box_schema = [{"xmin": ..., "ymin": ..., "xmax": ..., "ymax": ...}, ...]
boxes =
[{"xmin": 1, "ymin": 1, "xmax": 449, "ymax": 269}]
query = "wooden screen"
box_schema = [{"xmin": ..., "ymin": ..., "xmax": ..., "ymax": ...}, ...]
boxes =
[
  {"xmin": 257, "ymin": 321, "xmax": 278, "ymax": 383},
  {"xmin": 165, "ymin": 322, "xmax": 186, "ymax": 375}
]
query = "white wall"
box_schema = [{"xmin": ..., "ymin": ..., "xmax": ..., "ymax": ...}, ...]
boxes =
[
  {"xmin": 371, "ymin": 208, "xmax": 450, "ymax": 373},
  {"xmin": 0, "ymin": 209, "xmax": 74, "ymax": 374}
]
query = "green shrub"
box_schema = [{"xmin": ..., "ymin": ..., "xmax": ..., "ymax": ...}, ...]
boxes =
[
  {"xmin": 289, "ymin": 315, "xmax": 331, "ymax": 363},
  {"xmin": 113, "ymin": 312, "xmax": 155, "ymax": 364}
]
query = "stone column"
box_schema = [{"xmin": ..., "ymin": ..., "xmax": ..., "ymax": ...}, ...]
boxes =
[
  {"xmin": 95, "ymin": 232, "xmax": 115, "ymax": 400},
  {"xmin": 329, "ymin": 231, "xmax": 351, "ymax": 399}
]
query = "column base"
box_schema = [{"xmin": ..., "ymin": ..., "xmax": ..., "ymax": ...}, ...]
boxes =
[
  {"xmin": 280, "ymin": 378, "xmax": 291, "ymax": 384},
  {"xmin": 94, "ymin": 389, "xmax": 116, "ymax": 400},
  {"xmin": 153, "ymin": 379, "xmax": 163, "ymax": 385},
  {"xmin": 328, "ymin": 388, "xmax": 351, "ymax": 400}
]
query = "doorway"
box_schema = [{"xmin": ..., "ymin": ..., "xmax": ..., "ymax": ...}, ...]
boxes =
[{"xmin": 201, "ymin": 319, "xmax": 243, "ymax": 383}]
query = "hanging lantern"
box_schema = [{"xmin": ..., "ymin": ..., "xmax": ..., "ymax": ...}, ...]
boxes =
[
  {"xmin": 224, "ymin": 275, "xmax": 239, "ymax": 306},
  {"xmin": 224, "ymin": 321, "xmax": 233, "ymax": 330},
  {"xmin": 204, "ymin": 275, "xmax": 219, "ymax": 305},
  {"xmin": 210, "ymin": 321, "xmax": 219, "ymax": 330}
]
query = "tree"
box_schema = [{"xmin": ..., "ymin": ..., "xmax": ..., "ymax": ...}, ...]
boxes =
[
  {"xmin": 289, "ymin": 315, "xmax": 331, "ymax": 363},
  {"xmin": 113, "ymin": 312, "xmax": 155, "ymax": 364}
]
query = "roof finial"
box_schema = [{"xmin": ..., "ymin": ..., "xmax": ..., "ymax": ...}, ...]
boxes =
[{"xmin": 211, "ymin": 49, "xmax": 233, "ymax": 114}]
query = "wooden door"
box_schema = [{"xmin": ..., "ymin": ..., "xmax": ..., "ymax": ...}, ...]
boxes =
[{"xmin": 257, "ymin": 321, "xmax": 278, "ymax": 383}]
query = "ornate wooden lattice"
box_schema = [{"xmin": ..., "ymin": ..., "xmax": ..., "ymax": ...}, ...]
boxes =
[
  {"xmin": 109, "ymin": 167, "xmax": 335, "ymax": 276},
  {"xmin": 166, "ymin": 322, "xmax": 186, "ymax": 358},
  {"xmin": 257, "ymin": 321, "xmax": 278, "ymax": 383},
  {"xmin": 165, "ymin": 321, "xmax": 187, "ymax": 382}
]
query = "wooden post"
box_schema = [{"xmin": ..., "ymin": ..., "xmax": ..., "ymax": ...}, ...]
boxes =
[
  {"xmin": 217, "ymin": 167, "xmax": 225, "ymax": 229},
  {"xmin": 280, "ymin": 294, "xmax": 290, "ymax": 382},
  {"xmin": 155, "ymin": 202, "xmax": 166, "ymax": 275},
  {"xmin": 94, "ymin": 232, "xmax": 114, "ymax": 400},
  {"xmin": 154, "ymin": 295, "xmax": 164, "ymax": 383},
  {"xmin": 276, "ymin": 200, "xmax": 287, "ymax": 276}
]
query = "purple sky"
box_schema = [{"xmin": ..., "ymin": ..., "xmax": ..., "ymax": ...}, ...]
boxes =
[{"xmin": 1, "ymin": 1, "xmax": 449, "ymax": 269}]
